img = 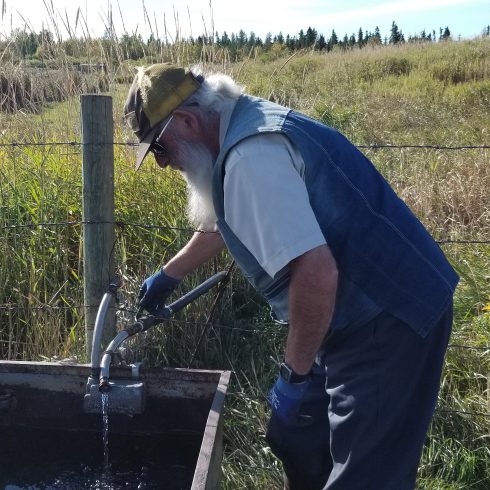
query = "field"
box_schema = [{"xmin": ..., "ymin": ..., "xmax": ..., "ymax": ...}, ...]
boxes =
[{"xmin": 1, "ymin": 33, "xmax": 489, "ymax": 488}]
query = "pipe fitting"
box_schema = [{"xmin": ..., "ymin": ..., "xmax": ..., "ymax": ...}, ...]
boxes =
[{"xmin": 99, "ymin": 376, "xmax": 111, "ymax": 393}]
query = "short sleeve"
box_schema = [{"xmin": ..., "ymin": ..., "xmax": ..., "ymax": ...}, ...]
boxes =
[{"xmin": 223, "ymin": 133, "xmax": 326, "ymax": 278}]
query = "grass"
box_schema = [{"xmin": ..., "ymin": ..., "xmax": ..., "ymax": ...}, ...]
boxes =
[{"xmin": 1, "ymin": 35, "xmax": 490, "ymax": 488}]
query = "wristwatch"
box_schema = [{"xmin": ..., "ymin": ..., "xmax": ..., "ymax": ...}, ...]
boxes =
[{"xmin": 279, "ymin": 362, "xmax": 310, "ymax": 383}]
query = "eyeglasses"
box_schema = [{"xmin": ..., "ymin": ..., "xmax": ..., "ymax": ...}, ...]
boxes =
[
  {"xmin": 149, "ymin": 115, "xmax": 174, "ymax": 159},
  {"xmin": 149, "ymin": 139, "xmax": 167, "ymax": 157}
]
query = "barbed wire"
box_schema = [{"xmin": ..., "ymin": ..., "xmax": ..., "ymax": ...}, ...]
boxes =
[
  {"xmin": 0, "ymin": 302, "xmax": 488, "ymax": 351},
  {"xmin": 226, "ymin": 391, "xmax": 490, "ymax": 418},
  {"xmin": 1, "ymin": 138, "xmax": 489, "ymax": 422},
  {"xmin": 1, "ymin": 218, "xmax": 488, "ymax": 244},
  {"xmin": 437, "ymin": 240, "xmax": 490, "ymax": 244},
  {"xmin": 1, "ymin": 141, "xmax": 489, "ymax": 150},
  {"xmin": 0, "ymin": 219, "xmax": 203, "ymax": 234},
  {"xmin": 448, "ymin": 344, "xmax": 490, "ymax": 351},
  {"xmin": 435, "ymin": 408, "xmax": 490, "ymax": 418},
  {"xmin": 357, "ymin": 144, "xmax": 490, "ymax": 150},
  {"xmin": 0, "ymin": 337, "xmax": 487, "ymax": 421},
  {"xmin": 0, "ymin": 141, "xmax": 136, "ymax": 147}
]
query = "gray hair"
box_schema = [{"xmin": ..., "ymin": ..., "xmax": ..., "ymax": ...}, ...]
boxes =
[{"xmin": 182, "ymin": 66, "xmax": 244, "ymax": 116}]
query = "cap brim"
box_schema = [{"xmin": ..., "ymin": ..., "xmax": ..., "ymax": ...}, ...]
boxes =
[{"xmin": 135, "ymin": 125, "xmax": 159, "ymax": 170}]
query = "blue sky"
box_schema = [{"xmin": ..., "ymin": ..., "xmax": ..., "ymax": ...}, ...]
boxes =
[{"xmin": 0, "ymin": 0, "xmax": 488, "ymax": 41}]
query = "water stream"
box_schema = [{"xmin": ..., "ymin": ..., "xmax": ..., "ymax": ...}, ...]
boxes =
[
  {"xmin": 101, "ymin": 392, "xmax": 110, "ymax": 470},
  {"xmin": 0, "ymin": 425, "xmax": 199, "ymax": 489},
  {"xmin": 0, "ymin": 388, "xmax": 200, "ymax": 488}
]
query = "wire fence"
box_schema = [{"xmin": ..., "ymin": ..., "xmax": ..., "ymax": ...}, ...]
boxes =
[
  {"xmin": 1, "ymin": 300, "xmax": 488, "ymax": 419},
  {"xmin": 0, "ymin": 300, "xmax": 489, "ymax": 349},
  {"xmin": 1, "ymin": 139, "xmax": 489, "ymax": 422},
  {"xmin": 1, "ymin": 140, "xmax": 490, "ymax": 152},
  {"xmin": 1, "ymin": 219, "xmax": 489, "ymax": 244}
]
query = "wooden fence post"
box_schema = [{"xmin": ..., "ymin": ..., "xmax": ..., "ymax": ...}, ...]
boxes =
[
  {"xmin": 81, "ymin": 94, "xmax": 116, "ymax": 360},
  {"xmin": 487, "ymin": 373, "xmax": 490, "ymax": 414}
]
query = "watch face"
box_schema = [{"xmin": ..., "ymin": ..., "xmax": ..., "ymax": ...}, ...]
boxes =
[{"xmin": 280, "ymin": 362, "xmax": 308, "ymax": 383}]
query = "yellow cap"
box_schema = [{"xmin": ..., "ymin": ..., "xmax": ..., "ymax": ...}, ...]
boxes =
[{"xmin": 123, "ymin": 64, "xmax": 202, "ymax": 169}]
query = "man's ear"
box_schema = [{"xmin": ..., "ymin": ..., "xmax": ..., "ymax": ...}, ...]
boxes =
[{"xmin": 172, "ymin": 108, "xmax": 201, "ymax": 139}]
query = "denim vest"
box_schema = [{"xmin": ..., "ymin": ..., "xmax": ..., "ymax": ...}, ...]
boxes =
[{"xmin": 212, "ymin": 95, "xmax": 459, "ymax": 336}]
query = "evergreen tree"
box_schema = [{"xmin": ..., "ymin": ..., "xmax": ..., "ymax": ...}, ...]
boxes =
[
  {"xmin": 298, "ymin": 29, "xmax": 306, "ymax": 48},
  {"xmin": 389, "ymin": 21, "xmax": 403, "ymax": 44},
  {"xmin": 237, "ymin": 29, "xmax": 247, "ymax": 47},
  {"xmin": 441, "ymin": 26, "xmax": 451, "ymax": 41},
  {"xmin": 264, "ymin": 32, "xmax": 273, "ymax": 50},
  {"xmin": 306, "ymin": 27, "xmax": 318, "ymax": 48},
  {"xmin": 316, "ymin": 34, "xmax": 327, "ymax": 51},
  {"xmin": 328, "ymin": 29, "xmax": 338, "ymax": 51},
  {"xmin": 276, "ymin": 32, "xmax": 284, "ymax": 44},
  {"xmin": 221, "ymin": 31, "xmax": 230, "ymax": 46},
  {"xmin": 357, "ymin": 27, "xmax": 364, "ymax": 47},
  {"xmin": 374, "ymin": 26, "xmax": 382, "ymax": 44}
]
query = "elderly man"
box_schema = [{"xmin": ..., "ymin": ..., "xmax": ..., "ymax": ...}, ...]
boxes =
[{"xmin": 124, "ymin": 63, "xmax": 458, "ymax": 490}]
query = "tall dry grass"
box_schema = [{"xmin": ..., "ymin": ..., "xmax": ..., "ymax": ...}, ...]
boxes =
[{"xmin": 0, "ymin": 31, "xmax": 489, "ymax": 488}]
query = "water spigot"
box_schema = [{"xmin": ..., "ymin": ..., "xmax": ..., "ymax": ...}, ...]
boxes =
[{"xmin": 99, "ymin": 376, "xmax": 111, "ymax": 393}]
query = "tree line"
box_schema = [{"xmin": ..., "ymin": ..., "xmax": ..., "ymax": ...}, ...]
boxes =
[
  {"xmin": 3, "ymin": 21, "xmax": 490, "ymax": 63},
  {"xmin": 212, "ymin": 22, "xmax": 451, "ymax": 53}
]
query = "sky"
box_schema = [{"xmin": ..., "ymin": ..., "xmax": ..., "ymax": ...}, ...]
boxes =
[{"xmin": 0, "ymin": 0, "xmax": 489, "ymax": 41}]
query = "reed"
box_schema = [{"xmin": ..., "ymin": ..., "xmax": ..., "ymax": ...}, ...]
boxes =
[{"xmin": 0, "ymin": 21, "xmax": 489, "ymax": 488}]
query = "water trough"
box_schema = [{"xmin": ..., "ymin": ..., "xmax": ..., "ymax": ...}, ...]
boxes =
[{"xmin": 0, "ymin": 360, "xmax": 230, "ymax": 489}]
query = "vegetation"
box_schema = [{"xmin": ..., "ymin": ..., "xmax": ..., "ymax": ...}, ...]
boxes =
[{"xmin": 0, "ymin": 17, "xmax": 489, "ymax": 490}]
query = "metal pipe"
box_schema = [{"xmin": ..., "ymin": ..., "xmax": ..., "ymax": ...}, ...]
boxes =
[
  {"xmin": 98, "ymin": 330, "xmax": 130, "ymax": 392},
  {"xmin": 165, "ymin": 271, "xmax": 228, "ymax": 316},
  {"xmin": 98, "ymin": 271, "xmax": 228, "ymax": 392},
  {"xmin": 90, "ymin": 291, "xmax": 113, "ymax": 377}
]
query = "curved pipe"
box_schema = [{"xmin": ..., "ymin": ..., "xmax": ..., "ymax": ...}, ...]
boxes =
[
  {"xmin": 98, "ymin": 271, "xmax": 228, "ymax": 392},
  {"xmin": 98, "ymin": 330, "xmax": 131, "ymax": 392},
  {"xmin": 90, "ymin": 291, "xmax": 114, "ymax": 377}
]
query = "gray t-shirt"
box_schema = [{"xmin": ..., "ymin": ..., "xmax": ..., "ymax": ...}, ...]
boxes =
[{"xmin": 223, "ymin": 133, "xmax": 327, "ymax": 278}]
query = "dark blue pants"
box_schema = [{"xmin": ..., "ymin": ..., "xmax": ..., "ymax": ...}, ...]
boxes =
[{"xmin": 266, "ymin": 306, "xmax": 453, "ymax": 490}]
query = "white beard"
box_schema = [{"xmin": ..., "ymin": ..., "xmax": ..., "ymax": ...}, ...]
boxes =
[{"xmin": 177, "ymin": 141, "xmax": 217, "ymax": 232}]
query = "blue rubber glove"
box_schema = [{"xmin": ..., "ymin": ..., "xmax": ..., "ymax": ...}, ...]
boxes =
[
  {"xmin": 137, "ymin": 269, "xmax": 181, "ymax": 314},
  {"xmin": 267, "ymin": 375, "xmax": 312, "ymax": 427},
  {"xmin": 266, "ymin": 368, "xmax": 330, "ymax": 486}
]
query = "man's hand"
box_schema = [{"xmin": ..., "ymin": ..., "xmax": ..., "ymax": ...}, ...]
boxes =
[
  {"xmin": 268, "ymin": 375, "xmax": 312, "ymax": 427},
  {"xmin": 138, "ymin": 269, "xmax": 181, "ymax": 314},
  {"xmin": 266, "ymin": 367, "xmax": 331, "ymax": 487}
]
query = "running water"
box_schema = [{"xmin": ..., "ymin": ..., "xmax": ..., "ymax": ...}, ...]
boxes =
[
  {"xmin": 101, "ymin": 392, "xmax": 110, "ymax": 470},
  {"xmin": 0, "ymin": 425, "xmax": 199, "ymax": 488}
]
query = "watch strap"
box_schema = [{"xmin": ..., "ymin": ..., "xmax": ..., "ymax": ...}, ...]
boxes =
[{"xmin": 279, "ymin": 362, "xmax": 309, "ymax": 383}]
